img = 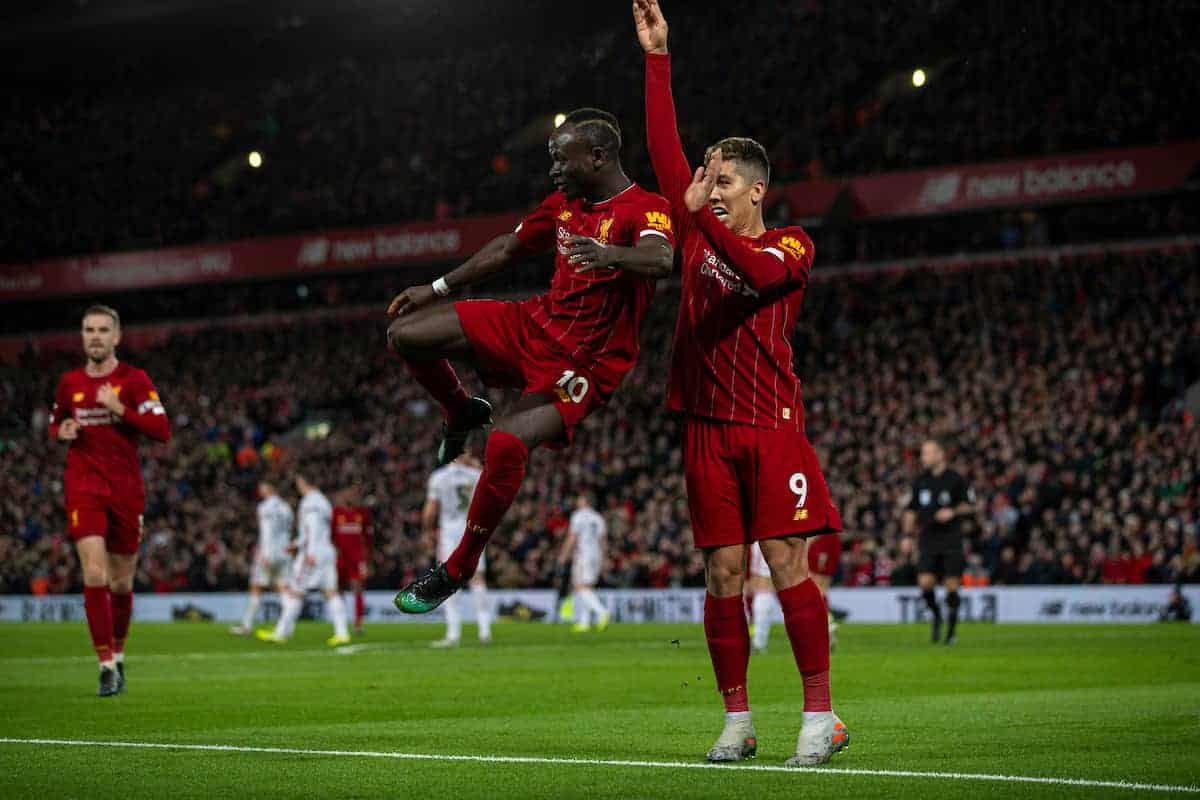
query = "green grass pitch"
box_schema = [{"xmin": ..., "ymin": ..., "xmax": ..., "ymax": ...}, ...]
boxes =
[{"xmin": 1, "ymin": 621, "xmax": 1197, "ymax": 798}]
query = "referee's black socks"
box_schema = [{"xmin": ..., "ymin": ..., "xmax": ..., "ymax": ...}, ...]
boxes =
[
  {"xmin": 921, "ymin": 588, "xmax": 942, "ymax": 622},
  {"xmin": 946, "ymin": 590, "xmax": 961, "ymax": 639}
]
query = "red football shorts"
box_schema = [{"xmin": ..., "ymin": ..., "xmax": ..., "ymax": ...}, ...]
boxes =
[
  {"xmin": 807, "ymin": 532, "xmax": 843, "ymax": 577},
  {"xmin": 683, "ymin": 417, "xmax": 842, "ymax": 549},
  {"xmin": 455, "ymin": 298, "xmax": 623, "ymax": 447},
  {"xmin": 65, "ymin": 475, "xmax": 144, "ymax": 555}
]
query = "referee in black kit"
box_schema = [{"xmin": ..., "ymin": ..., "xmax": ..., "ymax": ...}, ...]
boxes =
[{"xmin": 902, "ymin": 437, "xmax": 977, "ymax": 645}]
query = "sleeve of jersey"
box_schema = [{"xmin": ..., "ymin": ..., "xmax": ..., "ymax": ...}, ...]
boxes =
[
  {"xmin": 631, "ymin": 194, "xmax": 676, "ymax": 248},
  {"xmin": 47, "ymin": 376, "xmax": 69, "ymax": 442},
  {"xmin": 693, "ymin": 209, "xmax": 813, "ymax": 292},
  {"xmin": 513, "ymin": 194, "xmax": 559, "ymax": 254},
  {"xmin": 120, "ymin": 372, "xmax": 171, "ymax": 442},
  {"xmin": 644, "ymin": 53, "xmax": 694, "ymax": 211}
]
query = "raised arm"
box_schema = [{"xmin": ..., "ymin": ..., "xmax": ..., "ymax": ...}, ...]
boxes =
[{"xmin": 635, "ymin": 0, "xmax": 692, "ymax": 209}]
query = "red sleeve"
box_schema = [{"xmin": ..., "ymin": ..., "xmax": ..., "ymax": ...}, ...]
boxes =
[
  {"xmin": 644, "ymin": 53, "xmax": 693, "ymax": 214},
  {"xmin": 513, "ymin": 193, "xmax": 562, "ymax": 254},
  {"xmin": 626, "ymin": 192, "xmax": 677, "ymax": 249},
  {"xmin": 47, "ymin": 374, "xmax": 71, "ymax": 442},
  {"xmin": 693, "ymin": 211, "xmax": 814, "ymax": 292},
  {"xmin": 120, "ymin": 370, "xmax": 171, "ymax": 442}
]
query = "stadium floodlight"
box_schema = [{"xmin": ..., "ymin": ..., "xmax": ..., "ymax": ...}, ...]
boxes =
[
  {"xmin": 912, "ymin": 68, "xmax": 927, "ymax": 88},
  {"xmin": 248, "ymin": 151, "xmax": 264, "ymax": 168},
  {"xmin": 554, "ymin": 113, "xmax": 566, "ymax": 128}
]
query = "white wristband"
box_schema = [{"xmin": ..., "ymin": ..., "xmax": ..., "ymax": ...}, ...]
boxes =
[{"xmin": 431, "ymin": 277, "xmax": 451, "ymax": 297}]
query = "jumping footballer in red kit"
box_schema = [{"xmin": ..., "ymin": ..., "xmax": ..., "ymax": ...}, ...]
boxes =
[
  {"xmin": 387, "ymin": 107, "xmax": 675, "ymax": 614},
  {"xmin": 47, "ymin": 304, "xmax": 170, "ymax": 697},
  {"xmin": 332, "ymin": 495, "xmax": 372, "ymax": 634},
  {"xmin": 635, "ymin": 0, "xmax": 848, "ymax": 765}
]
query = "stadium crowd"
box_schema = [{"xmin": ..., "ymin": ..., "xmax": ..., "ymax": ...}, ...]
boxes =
[
  {"xmin": 4, "ymin": 0, "xmax": 1195, "ymax": 264},
  {"xmin": 2, "ymin": 242, "xmax": 1197, "ymax": 595}
]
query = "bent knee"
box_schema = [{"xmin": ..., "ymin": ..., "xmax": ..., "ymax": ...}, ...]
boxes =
[{"xmin": 386, "ymin": 317, "xmax": 413, "ymax": 354}]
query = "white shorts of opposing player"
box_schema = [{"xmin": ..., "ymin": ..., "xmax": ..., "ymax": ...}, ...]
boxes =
[
  {"xmin": 266, "ymin": 553, "xmax": 348, "ymax": 642},
  {"xmin": 570, "ymin": 554, "xmax": 609, "ymax": 631},
  {"xmin": 233, "ymin": 556, "xmax": 292, "ymax": 633},
  {"xmin": 435, "ymin": 533, "xmax": 491, "ymax": 646}
]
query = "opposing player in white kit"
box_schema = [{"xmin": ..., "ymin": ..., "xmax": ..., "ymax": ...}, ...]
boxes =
[
  {"xmin": 231, "ymin": 481, "xmax": 294, "ymax": 635},
  {"xmin": 257, "ymin": 475, "xmax": 351, "ymax": 647},
  {"xmin": 424, "ymin": 451, "xmax": 493, "ymax": 647},
  {"xmin": 747, "ymin": 540, "xmax": 840, "ymax": 653},
  {"xmin": 558, "ymin": 493, "xmax": 610, "ymax": 633}
]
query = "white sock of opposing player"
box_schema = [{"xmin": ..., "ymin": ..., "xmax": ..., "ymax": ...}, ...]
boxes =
[
  {"xmin": 471, "ymin": 584, "xmax": 491, "ymax": 641},
  {"xmin": 443, "ymin": 593, "xmax": 462, "ymax": 641},
  {"xmin": 572, "ymin": 593, "xmax": 590, "ymax": 627},
  {"xmin": 327, "ymin": 593, "xmax": 349, "ymax": 639},
  {"xmin": 241, "ymin": 593, "xmax": 261, "ymax": 630},
  {"xmin": 275, "ymin": 594, "xmax": 301, "ymax": 639},
  {"xmin": 752, "ymin": 592, "xmax": 775, "ymax": 650},
  {"xmin": 578, "ymin": 589, "xmax": 606, "ymax": 621}
]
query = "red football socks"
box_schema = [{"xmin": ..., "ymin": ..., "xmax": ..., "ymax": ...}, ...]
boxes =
[
  {"xmin": 354, "ymin": 589, "xmax": 365, "ymax": 628},
  {"xmin": 402, "ymin": 357, "xmax": 471, "ymax": 421},
  {"xmin": 704, "ymin": 592, "xmax": 751, "ymax": 713},
  {"xmin": 444, "ymin": 431, "xmax": 528, "ymax": 582},
  {"xmin": 778, "ymin": 578, "xmax": 832, "ymax": 712},
  {"xmin": 110, "ymin": 591, "xmax": 133, "ymax": 655},
  {"xmin": 83, "ymin": 585, "xmax": 113, "ymax": 663}
]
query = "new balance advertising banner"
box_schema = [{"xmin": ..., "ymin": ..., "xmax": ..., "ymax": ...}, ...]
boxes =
[
  {"xmin": 0, "ymin": 212, "xmax": 521, "ymax": 302},
  {"xmin": 783, "ymin": 140, "xmax": 1200, "ymax": 220},
  {"xmin": 2, "ymin": 586, "xmax": 1195, "ymax": 624},
  {"xmin": 6, "ymin": 143, "xmax": 1198, "ymax": 303}
]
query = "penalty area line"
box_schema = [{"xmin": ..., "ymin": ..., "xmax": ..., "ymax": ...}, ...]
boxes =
[{"xmin": 2, "ymin": 738, "xmax": 1198, "ymax": 793}]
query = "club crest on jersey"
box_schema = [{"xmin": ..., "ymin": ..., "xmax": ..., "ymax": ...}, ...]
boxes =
[
  {"xmin": 778, "ymin": 236, "xmax": 807, "ymax": 260},
  {"xmin": 597, "ymin": 217, "xmax": 615, "ymax": 244},
  {"xmin": 644, "ymin": 210, "xmax": 671, "ymax": 232},
  {"xmin": 557, "ymin": 210, "xmax": 573, "ymax": 222}
]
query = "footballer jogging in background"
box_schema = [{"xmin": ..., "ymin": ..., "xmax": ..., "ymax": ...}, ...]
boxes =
[
  {"xmin": 332, "ymin": 487, "xmax": 373, "ymax": 636},
  {"xmin": 48, "ymin": 304, "xmax": 171, "ymax": 697},
  {"xmin": 423, "ymin": 443, "xmax": 492, "ymax": 647},
  {"xmin": 231, "ymin": 480, "xmax": 294, "ymax": 636},
  {"xmin": 257, "ymin": 475, "xmax": 351, "ymax": 647},
  {"xmin": 387, "ymin": 104, "xmax": 675, "ymax": 615},
  {"xmin": 557, "ymin": 492, "xmax": 610, "ymax": 633},
  {"xmin": 636, "ymin": 0, "xmax": 848, "ymax": 766}
]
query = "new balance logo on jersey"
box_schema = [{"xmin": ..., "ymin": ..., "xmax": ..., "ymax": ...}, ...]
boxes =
[{"xmin": 557, "ymin": 210, "xmax": 573, "ymax": 222}]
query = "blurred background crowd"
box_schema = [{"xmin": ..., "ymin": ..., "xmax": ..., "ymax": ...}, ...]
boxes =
[{"xmin": 3, "ymin": 243, "xmax": 1196, "ymax": 594}]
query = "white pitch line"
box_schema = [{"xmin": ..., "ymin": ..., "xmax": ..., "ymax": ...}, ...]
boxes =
[{"xmin": 0, "ymin": 738, "xmax": 1196, "ymax": 794}]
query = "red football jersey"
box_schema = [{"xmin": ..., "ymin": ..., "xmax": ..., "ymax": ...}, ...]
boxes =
[
  {"xmin": 513, "ymin": 184, "xmax": 675, "ymax": 377},
  {"xmin": 48, "ymin": 362, "xmax": 170, "ymax": 493},
  {"xmin": 332, "ymin": 506, "xmax": 372, "ymax": 557},
  {"xmin": 646, "ymin": 53, "xmax": 814, "ymax": 431}
]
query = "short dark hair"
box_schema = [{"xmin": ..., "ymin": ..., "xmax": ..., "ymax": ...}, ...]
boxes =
[
  {"xmin": 704, "ymin": 137, "xmax": 770, "ymax": 185},
  {"xmin": 563, "ymin": 107, "xmax": 622, "ymax": 157},
  {"xmin": 82, "ymin": 304, "xmax": 120, "ymax": 327}
]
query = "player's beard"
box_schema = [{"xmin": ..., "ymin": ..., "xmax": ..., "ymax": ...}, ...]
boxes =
[{"xmin": 87, "ymin": 344, "xmax": 112, "ymax": 364}]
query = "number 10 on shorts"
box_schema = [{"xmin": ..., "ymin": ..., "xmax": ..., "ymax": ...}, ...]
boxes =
[
  {"xmin": 790, "ymin": 472, "xmax": 809, "ymax": 521},
  {"xmin": 555, "ymin": 370, "xmax": 590, "ymax": 404}
]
